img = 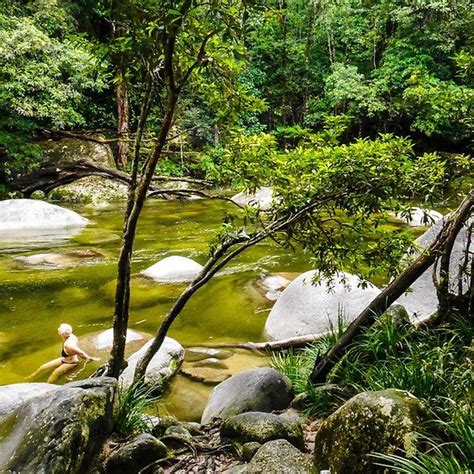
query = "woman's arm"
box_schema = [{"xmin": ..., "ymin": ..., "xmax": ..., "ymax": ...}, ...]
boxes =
[{"xmin": 65, "ymin": 342, "xmax": 100, "ymax": 361}]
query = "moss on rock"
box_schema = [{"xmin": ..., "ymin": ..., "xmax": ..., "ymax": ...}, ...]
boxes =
[
  {"xmin": 221, "ymin": 411, "xmax": 304, "ymax": 449},
  {"xmin": 313, "ymin": 389, "xmax": 423, "ymax": 474}
]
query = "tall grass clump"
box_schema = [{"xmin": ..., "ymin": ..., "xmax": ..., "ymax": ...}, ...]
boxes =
[
  {"xmin": 271, "ymin": 311, "xmax": 347, "ymax": 415},
  {"xmin": 115, "ymin": 381, "xmax": 161, "ymax": 436},
  {"xmin": 272, "ymin": 308, "xmax": 473, "ymax": 471}
]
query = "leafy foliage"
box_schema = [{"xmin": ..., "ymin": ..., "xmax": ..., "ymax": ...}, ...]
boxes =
[
  {"xmin": 0, "ymin": 2, "xmax": 107, "ymax": 178},
  {"xmin": 115, "ymin": 381, "xmax": 160, "ymax": 437},
  {"xmin": 273, "ymin": 310, "xmax": 473, "ymax": 471}
]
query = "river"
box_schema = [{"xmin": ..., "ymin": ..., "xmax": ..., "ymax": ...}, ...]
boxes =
[{"xmin": 0, "ymin": 197, "xmax": 424, "ymax": 419}]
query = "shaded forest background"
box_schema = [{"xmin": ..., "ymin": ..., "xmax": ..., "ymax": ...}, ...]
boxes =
[{"xmin": 0, "ymin": 0, "xmax": 472, "ymax": 186}]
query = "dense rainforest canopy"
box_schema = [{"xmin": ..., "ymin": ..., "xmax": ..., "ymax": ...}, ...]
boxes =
[
  {"xmin": 0, "ymin": 0, "xmax": 472, "ymax": 184},
  {"xmin": 0, "ymin": 1, "xmax": 473, "ymax": 472}
]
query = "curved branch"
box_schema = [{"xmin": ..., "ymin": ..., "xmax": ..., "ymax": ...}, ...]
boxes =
[{"xmin": 309, "ymin": 190, "xmax": 473, "ymax": 383}]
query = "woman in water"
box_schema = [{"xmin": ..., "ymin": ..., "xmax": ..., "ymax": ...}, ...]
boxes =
[{"xmin": 28, "ymin": 323, "xmax": 100, "ymax": 383}]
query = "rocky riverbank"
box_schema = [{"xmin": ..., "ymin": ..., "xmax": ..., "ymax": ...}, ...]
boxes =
[{"xmin": 0, "ymin": 368, "xmax": 426, "ymax": 473}]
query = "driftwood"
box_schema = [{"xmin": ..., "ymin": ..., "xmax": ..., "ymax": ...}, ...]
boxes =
[
  {"xmin": 309, "ymin": 191, "xmax": 473, "ymax": 383},
  {"xmin": 193, "ymin": 333, "xmax": 328, "ymax": 352}
]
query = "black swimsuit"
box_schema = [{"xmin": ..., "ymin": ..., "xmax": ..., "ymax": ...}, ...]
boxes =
[{"xmin": 61, "ymin": 344, "xmax": 77, "ymax": 364}]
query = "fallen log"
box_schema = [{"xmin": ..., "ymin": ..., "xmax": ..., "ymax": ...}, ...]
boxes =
[
  {"xmin": 189, "ymin": 333, "xmax": 328, "ymax": 352},
  {"xmin": 10, "ymin": 160, "xmax": 211, "ymax": 196},
  {"xmin": 309, "ymin": 190, "xmax": 473, "ymax": 383}
]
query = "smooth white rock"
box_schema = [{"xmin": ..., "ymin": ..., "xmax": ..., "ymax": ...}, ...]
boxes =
[
  {"xmin": 264, "ymin": 271, "xmax": 380, "ymax": 340},
  {"xmin": 231, "ymin": 187, "xmax": 273, "ymax": 210},
  {"xmin": 141, "ymin": 256, "xmax": 203, "ymax": 282},
  {"xmin": 260, "ymin": 275, "xmax": 291, "ymax": 301},
  {"xmin": 393, "ymin": 207, "xmax": 442, "ymax": 227},
  {"xmin": 396, "ymin": 216, "xmax": 472, "ymax": 323},
  {"xmin": 93, "ymin": 328, "xmax": 144, "ymax": 350},
  {"xmin": 0, "ymin": 199, "xmax": 88, "ymax": 230},
  {"xmin": 120, "ymin": 337, "xmax": 185, "ymax": 387}
]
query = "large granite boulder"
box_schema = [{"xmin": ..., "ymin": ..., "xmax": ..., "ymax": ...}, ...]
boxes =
[
  {"xmin": 0, "ymin": 377, "xmax": 117, "ymax": 473},
  {"xmin": 0, "ymin": 199, "xmax": 88, "ymax": 230},
  {"xmin": 38, "ymin": 139, "xmax": 127, "ymax": 205},
  {"xmin": 396, "ymin": 216, "xmax": 472, "ymax": 322},
  {"xmin": 313, "ymin": 389, "xmax": 423, "ymax": 474},
  {"xmin": 104, "ymin": 433, "xmax": 167, "ymax": 474},
  {"xmin": 0, "ymin": 383, "xmax": 58, "ymax": 420},
  {"xmin": 265, "ymin": 271, "xmax": 380, "ymax": 340},
  {"xmin": 141, "ymin": 256, "xmax": 203, "ymax": 282},
  {"xmin": 39, "ymin": 138, "xmax": 114, "ymax": 167},
  {"xmin": 221, "ymin": 412, "xmax": 304, "ymax": 449},
  {"xmin": 120, "ymin": 337, "xmax": 185, "ymax": 388},
  {"xmin": 231, "ymin": 187, "xmax": 273, "ymax": 211},
  {"xmin": 244, "ymin": 440, "xmax": 314, "ymax": 473},
  {"xmin": 201, "ymin": 368, "xmax": 292, "ymax": 424},
  {"xmin": 392, "ymin": 207, "xmax": 443, "ymax": 227}
]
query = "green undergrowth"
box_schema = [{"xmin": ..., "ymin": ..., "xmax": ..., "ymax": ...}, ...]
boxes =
[
  {"xmin": 115, "ymin": 381, "xmax": 161, "ymax": 437},
  {"xmin": 271, "ymin": 310, "xmax": 473, "ymax": 472}
]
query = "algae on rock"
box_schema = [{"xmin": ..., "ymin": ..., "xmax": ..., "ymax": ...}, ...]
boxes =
[{"xmin": 313, "ymin": 389, "xmax": 423, "ymax": 474}]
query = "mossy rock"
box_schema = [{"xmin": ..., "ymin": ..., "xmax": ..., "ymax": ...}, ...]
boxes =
[
  {"xmin": 104, "ymin": 433, "xmax": 167, "ymax": 474},
  {"xmin": 1, "ymin": 378, "xmax": 117, "ymax": 473},
  {"xmin": 313, "ymin": 389, "xmax": 423, "ymax": 474},
  {"xmin": 39, "ymin": 138, "xmax": 114, "ymax": 167},
  {"xmin": 221, "ymin": 411, "xmax": 304, "ymax": 450},
  {"xmin": 245, "ymin": 439, "xmax": 314, "ymax": 473}
]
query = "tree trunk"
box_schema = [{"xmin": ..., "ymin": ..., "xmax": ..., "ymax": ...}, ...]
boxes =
[
  {"xmin": 116, "ymin": 78, "xmax": 130, "ymax": 168},
  {"xmin": 309, "ymin": 191, "xmax": 473, "ymax": 383},
  {"xmin": 107, "ymin": 91, "xmax": 178, "ymax": 378}
]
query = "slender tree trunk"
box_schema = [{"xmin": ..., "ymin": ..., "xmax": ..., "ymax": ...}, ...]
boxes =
[
  {"xmin": 116, "ymin": 77, "xmax": 129, "ymax": 168},
  {"xmin": 309, "ymin": 192, "xmax": 473, "ymax": 383},
  {"xmin": 107, "ymin": 91, "xmax": 178, "ymax": 378}
]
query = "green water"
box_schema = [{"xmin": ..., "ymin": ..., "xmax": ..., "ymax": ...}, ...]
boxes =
[
  {"xmin": 1, "ymin": 197, "xmax": 445, "ymax": 420},
  {"xmin": 0, "ymin": 199, "xmax": 318, "ymax": 385},
  {"xmin": 1, "ymin": 195, "xmax": 437, "ymax": 398}
]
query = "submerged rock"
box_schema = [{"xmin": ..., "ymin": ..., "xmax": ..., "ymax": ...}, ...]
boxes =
[
  {"xmin": 181, "ymin": 366, "xmax": 230, "ymax": 385},
  {"xmin": 313, "ymin": 389, "xmax": 423, "ymax": 474},
  {"xmin": 120, "ymin": 337, "xmax": 185, "ymax": 388},
  {"xmin": 14, "ymin": 249, "xmax": 103, "ymax": 269},
  {"xmin": 104, "ymin": 433, "xmax": 167, "ymax": 474},
  {"xmin": 265, "ymin": 271, "xmax": 380, "ymax": 340},
  {"xmin": 221, "ymin": 412, "xmax": 304, "ymax": 449},
  {"xmin": 201, "ymin": 368, "xmax": 292, "ymax": 424},
  {"xmin": 245, "ymin": 440, "xmax": 314, "ymax": 473},
  {"xmin": 93, "ymin": 328, "xmax": 145, "ymax": 350},
  {"xmin": 258, "ymin": 274, "xmax": 291, "ymax": 301},
  {"xmin": 192, "ymin": 357, "xmax": 229, "ymax": 369},
  {"xmin": 392, "ymin": 207, "xmax": 443, "ymax": 227},
  {"xmin": 0, "ymin": 377, "xmax": 117, "ymax": 473},
  {"xmin": 185, "ymin": 347, "xmax": 233, "ymax": 362},
  {"xmin": 0, "ymin": 199, "xmax": 88, "ymax": 230},
  {"xmin": 395, "ymin": 216, "xmax": 473, "ymax": 322},
  {"xmin": 231, "ymin": 187, "xmax": 273, "ymax": 211},
  {"xmin": 141, "ymin": 255, "xmax": 203, "ymax": 282}
]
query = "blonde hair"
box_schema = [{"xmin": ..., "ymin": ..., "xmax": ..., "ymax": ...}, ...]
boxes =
[{"xmin": 58, "ymin": 323, "xmax": 73, "ymax": 336}]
